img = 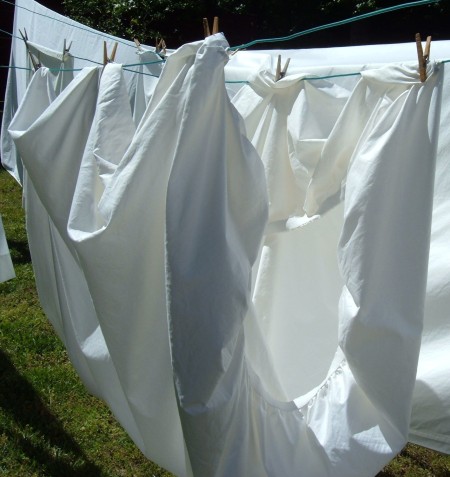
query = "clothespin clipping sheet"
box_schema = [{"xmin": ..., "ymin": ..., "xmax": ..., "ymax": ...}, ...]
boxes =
[{"xmin": 416, "ymin": 33, "xmax": 432, "ymax": 82}]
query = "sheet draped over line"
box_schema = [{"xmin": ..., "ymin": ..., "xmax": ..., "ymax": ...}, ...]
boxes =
[
  {"xmin": 8, "ymin": 30, "xmax": 444, "ymax": 477},
  {"xmin": 8, "ymin": 63, "xmax": 190, "ymax": 476}
]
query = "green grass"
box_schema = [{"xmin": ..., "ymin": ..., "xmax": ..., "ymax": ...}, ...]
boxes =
[{"xmin": 1, "ymin": 166, "xmax": 450, "ymax": 476}]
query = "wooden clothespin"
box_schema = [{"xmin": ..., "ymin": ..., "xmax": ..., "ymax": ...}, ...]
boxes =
[
  {"xmin": 62, "ymin": 39, "xmax": 72, "ymax": 61},
  {"xmin": 203, "ymin": 16, "xmax": 219, "ymax": 38},
  {"xmin": 415, "ymin": 33, "xmax": 432, "ymax": 83},
  {"xmin": 275, "ymin": 55, "xmax": 290, "ymax": 81},
  {"xmin": 134, "ymin": 38, "xmax": 143, "ymax": 52},
  {"xmin": 19, "ymin": 28, "xmax": 40, "ymax": 71},
  {"xmin": 103, "ymin": 40, "xmax": 118, "ymax": 66},
  {"xmin": 156, "ymin": 38, "xmax": 167, "ymax": 56}
]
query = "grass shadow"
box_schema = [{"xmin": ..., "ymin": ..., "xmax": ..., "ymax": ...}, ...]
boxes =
[
  {"xmin": 6, "ymin": 238, "xmax": 31, "ymax": 264},
  {"xmin": 0, "ymin": 349, "xmax": 103, "ymax": 476}
]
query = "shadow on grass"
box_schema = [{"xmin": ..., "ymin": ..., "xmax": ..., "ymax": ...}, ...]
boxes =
[
  {"xmin": 7, "ymin": 239, "xmax": 31, "ymax": 264},
  {"xmin": 0, "ymin": 349, "xmax": 102, "ymax": 476}
]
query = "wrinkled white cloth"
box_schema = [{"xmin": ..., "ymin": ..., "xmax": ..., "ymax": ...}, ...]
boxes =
[
  {"xmin": 0, "ymin": 214, "xmax": 15, "ymax": 283},
  {"xmin": 8, "ymin": 66, "xmax": 156, "ymax": 467},
  {"xmin": 10, "ymin": 35, "xmax": 241, "ymax": 474},
  {"xmin": 233, "ymin": 58, "xmax": 450, "ymax": 455},
  {"xmin": 2, "ymin": 39, "xmax": 75, "ymax": 184},
  {"xmin": 166, "ymin": 59, "xmax": 440, "ymax": 476}
]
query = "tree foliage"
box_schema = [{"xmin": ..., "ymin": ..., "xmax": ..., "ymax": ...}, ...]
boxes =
[{"xmin": 62, "ymin": 0, "xmax": 450, "ymax": 49}]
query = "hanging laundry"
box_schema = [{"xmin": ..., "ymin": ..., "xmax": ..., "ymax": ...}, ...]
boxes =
[
  {"xmin": 26, "ymin": 40, "xmax": 76, "ymax": 93},
  {"xmin": 232, "ymin": 66, "xmax": 351, "ymax": 226},
  {"xmin": 3, "ymin": 0, "xmax": 450, "ymax": 469},
  {"xmin": 11, "ymin": 65, "xmax": 178, "ymax": 472},
  {"xmin": 166, "ymin": 58, "xmax": 442, "ymax": 476},
  {"xmin": 10, "ymin": 35, "xmax": 238, "ymax": 475},
  {"xmin": 408, "ymin": 63, "xmax": 450, "ymax": 451},
  {"xmin": 1, "ymin": 38, "xmax": 75, "ymax": 184},
  {"xmin": 8, "ymin": 65, "xmax": 145, "ymax": 449},
  {"xmin": 229, "ymin": 49, "xmax": 450, "ymax": 455}
]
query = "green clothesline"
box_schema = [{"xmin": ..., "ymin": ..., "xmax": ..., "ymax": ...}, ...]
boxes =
[
  {"xmin": 2, "ymin": 60, "xmax": 450, "ymax": 83},
  {"xmin": 230, "ymin": 0, "xmax": 441, "ymax": 50}
]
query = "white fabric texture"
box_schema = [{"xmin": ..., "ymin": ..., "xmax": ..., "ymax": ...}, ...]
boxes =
[
  {"xmin": 410, "ymin": 64, "xmax": 450, "ymax": 452},
  {"xmin": 2, "ymin": 38, "xmax": 75, "ymax": 183},
  {"xmin": 0, "ymin": 214, "xmax": 15, "ymax": 283},
  {"xmin": 166, "ymin": 59, "xmax": 440, "ymax": 476},
  {"xmin": 9, "ymin": 66, "xmax": 146, "ymax": 451},
  {"xmin": 232, "ymin": 57, "xmax": 450, "ymax": 455},
  {"xmin": 3, "ymin": 0, "xmax": 450, "ymax": 471}
]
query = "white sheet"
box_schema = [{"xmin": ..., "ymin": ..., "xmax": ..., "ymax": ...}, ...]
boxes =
[
  {"xmin": 131, "ymin": 48, "xmax": 163, "ymax": 125},
  {"xmin": 9, "ymin": 54, "xmax": 201, "ymax": 477}
]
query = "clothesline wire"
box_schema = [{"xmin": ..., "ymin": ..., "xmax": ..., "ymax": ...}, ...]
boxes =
[
  {"xmin": 0, "ymin": 63, "xmax": 361, "ymax": 80},
  {"xmin": 0, "ymin": 27, "xmax": 165, "ymax": 68},
  {"xmin": 230, "ymin": 0, "xmax": 441, "ymax": 50},
  {"xmin": 0, "ymin": 64, "xmax": 357, "ymax": 82},
  {"xmin": 2, "ymin": 30, "xmax": 449, "ymax": 82},
  {"xmin": 4, "ymin": 62, "xmax": 450, "ymax": 83},
  {"xmin": 0, "ymin": 64, "xmax": 162, "ymax": 78},
  {"xmin": 0, "ymin": 1, "xmax": 447, "ymax": 82}
]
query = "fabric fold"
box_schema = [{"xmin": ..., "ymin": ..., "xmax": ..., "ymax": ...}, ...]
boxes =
[
  {"xmin": 167, "ymin": 60, "xmax": 442, "ymax": 476},
  {"xmin": 8, "ymin": 66, "xmax": 167, "ymax": 473},
  {"xmin": 338, "ymin": 62, "xmax": 442, "ymax": 435}
]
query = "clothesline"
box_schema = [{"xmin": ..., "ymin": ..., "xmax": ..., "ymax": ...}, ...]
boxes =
[
  {"xmin": 2, "ymin": 59, "xmax": 450, "ymax": 84},
  {"xmin": 0, "ymin": 64, "xmax": 162, "ymax": 78},
  {"xmin": 1, "ymin": 0, "xmax": 447, "ymax": 84},
  {"xmin": 0, "ymin": 26, "xmax": 165, "ymax": 70}
]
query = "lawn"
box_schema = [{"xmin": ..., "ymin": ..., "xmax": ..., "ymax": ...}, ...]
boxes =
[{"xmin": 1, "ymin": 166, "xmax": 449, "ymax": 476}]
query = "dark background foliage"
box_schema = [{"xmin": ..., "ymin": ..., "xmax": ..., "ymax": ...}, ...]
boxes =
[{"xmin": 60, "ymin": 0, "xmax": 450, "ymax": 49}]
